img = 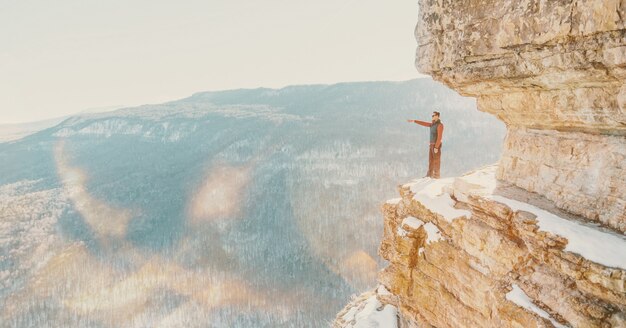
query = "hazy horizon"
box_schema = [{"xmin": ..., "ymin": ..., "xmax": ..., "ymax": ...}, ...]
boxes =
[
  {"xmin": 0, "ymin": 77, "xmax": 434, "ymax": 126},
  {"xmin": 1, "ymin": 0, "xmax": 424, "ymax": 124}
]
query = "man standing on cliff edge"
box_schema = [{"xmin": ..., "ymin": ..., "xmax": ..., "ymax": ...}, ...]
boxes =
[{"xmin": 407, "ymin": 111, "xmax": 444, "ymax": 179}]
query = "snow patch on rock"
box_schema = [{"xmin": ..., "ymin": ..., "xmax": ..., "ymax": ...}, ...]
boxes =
[
  {"xmin": 492, "ymin": 195, "xmax": 626, "ymax": 270},
  {"xmin": 397, "ymin": 216, "xmax": 424, "ymax": 238},
  {"xmin": 423, "ymin": 222, "xmax": 443, "ymax": 244},
  {"xmin": 456, "ymin": 166, "xmax": 626, "ymax": 270},
  {"xmin": 340, "ymin": 294, "xmax": 398, "ymax": 328},
  {"xmin": 506, "ymin": 284, "xmax": 567, "ymax": 328},
  {"xmin": 385, "ymin": 198, "xmax": 401, "ymax": 205},
  {"xmin": 403, "ymin": 178, "xmax": 471, "ymax": 221},
  {"xmin": 402, "ymin": 216, "xmax": 423, "ymax": 230}
]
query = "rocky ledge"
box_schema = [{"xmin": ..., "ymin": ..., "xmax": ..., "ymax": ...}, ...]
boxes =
[
  {"xmin": 334, "ymin": 165, "xmax": 626, "ymax": 327},
  {"xmin": 333, "ymin": 1, "xmax": 626, "ymax": 326},
  {"xmin": 416, "ymin": 0, "xmax": 626, "ymax": 232}
]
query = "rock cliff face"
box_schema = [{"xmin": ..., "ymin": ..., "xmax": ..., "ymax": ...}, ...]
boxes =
[
  {"xmin": 376, "ymin": 167, "xmax": 625, "ymax": 327},
  {"xmin": 334, "ymin": 1, "xmax": 625, "ymax": 327},
  {"xmin": 416, "ymin": 0, "xmax": 626, "ymax": 232},
  {"xmin": 334, "ymin": 166, "xmax": 626, "ymax": 327}
]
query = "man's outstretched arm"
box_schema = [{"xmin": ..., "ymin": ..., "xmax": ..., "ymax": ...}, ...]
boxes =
[
  {"xmin": 435, "ymin": 124, "xmax": 443, "ymax": 148},
  {"xmin": 406, "ymin": 119, "xmax": 432, "ymax": 127}
]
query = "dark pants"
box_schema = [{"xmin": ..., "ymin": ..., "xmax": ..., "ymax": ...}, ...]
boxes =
[{"xmin": 427, "ymin": 143, "xmax": 441, "ymax": 179}]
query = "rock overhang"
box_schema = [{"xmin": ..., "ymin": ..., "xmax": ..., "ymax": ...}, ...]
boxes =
[{"xmin": 414, "ymin": 0, "xmax": 626, "ymax": 231}]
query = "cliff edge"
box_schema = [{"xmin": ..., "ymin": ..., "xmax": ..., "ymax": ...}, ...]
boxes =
[
  {"xmin": 334, "ymin": 1, "xmax": 625, "ymax": 327},
  {"xmin": 416, "ymin": 0, "xmax": 625, "ymax": 232}
]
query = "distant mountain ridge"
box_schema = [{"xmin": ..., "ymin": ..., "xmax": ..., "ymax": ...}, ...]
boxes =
[{"xmin": 0, "ymin": 105, "xmax": 124, "ymax": 143}]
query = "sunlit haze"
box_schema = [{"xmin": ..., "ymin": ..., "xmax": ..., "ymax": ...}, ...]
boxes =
[{"xmin": 0, "ymin": 0, "xmax": 422, "ymax": 124}]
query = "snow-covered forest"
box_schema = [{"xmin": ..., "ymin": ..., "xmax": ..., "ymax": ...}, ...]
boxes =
[{"xmin": 0, "ymin": 78, "xmax": 505, "ymax": 327}]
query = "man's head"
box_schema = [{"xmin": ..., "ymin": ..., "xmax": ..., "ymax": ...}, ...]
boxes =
[{"xmin": 432, "ymin": 111, "xmax": 440, "ymax": 122}]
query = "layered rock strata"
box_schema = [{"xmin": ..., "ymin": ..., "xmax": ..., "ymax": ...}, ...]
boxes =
[
  {"xmin": 335, "ymin": 166, "xmax": 626, "ymax": 327},
  {"xmin": 416, "ymin": 0, "xmax": 626, "ymax": 232},
  {"xmin": 335, "ymin": 1, "xmax": 626, "ymax": 327}
]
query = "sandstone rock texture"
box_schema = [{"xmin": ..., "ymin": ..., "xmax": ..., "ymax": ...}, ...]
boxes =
[
  {"xmin": 379, "ymin": 168, "xmax": 625, "ymax": 328},
  {"xmin": 335, "ymin": 167, "xmax": 626, "ymax": 327},
  {"xmin": 416, "ymin": 0, "xmax": 626, "ymax": 232},
  {"xmin": 335, "ymin": 1, "xmax": 626, "ymax": 327}
]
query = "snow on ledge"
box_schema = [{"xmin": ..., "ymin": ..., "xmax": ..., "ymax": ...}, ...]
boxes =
[
  {"xmin": 403, "ymin": 178, "xmax": 471, "ymax": 222},
  {"xmin": 376, "ymin": 285, "xmax": 392, "ymax": 296},
  {"xmin": 396, "ymin": 216, "xmax": 444, "ymax": 257},
  {"xmin": 385, "ymin": 198, "xmax": 402, "ymax": 205},
  {"xmin": 340, "ymin": 294, "xmax": 398, "ymax": 328},
  {"xmin": 451, "ymin": 165, "xmax": 498, "ymax": 202},
  {"xmin": 397, "ymin": 216, "xmax": 424, "ymax": 237},
  {"xmin": 402, "ymin": 216, "xmax": 423, "ymax": 229},
  {"xmin": 423, "ymin": 222, "xmax": 443, "ymax": 244},
  {"xmin": 506, "ymin": 284, "xmax": 567, "ymax": 328},
  {"xmin": 456, "ymin": 166, "xmax": 626, "ymax": 270},
  {"xmin": 491, "ymin": 195, "xmax": 626, "ymax": 270}
]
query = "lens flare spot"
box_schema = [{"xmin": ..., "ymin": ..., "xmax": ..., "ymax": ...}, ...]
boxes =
[
  {"xmin": 188, "ymin": 165, "xmax": 251, "ymax": 224},
  {"xmin": 339, "ymin": 250, "xmax": 378, "ymax": 290},
  {"xmin": 54, "ymin": 140, "xmax": 134, "ymax": 240}
]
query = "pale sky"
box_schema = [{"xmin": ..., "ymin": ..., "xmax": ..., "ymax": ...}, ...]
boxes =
[{"xmin": 0, "ymin": 0, "xmax": 423, "ymax": 124}]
